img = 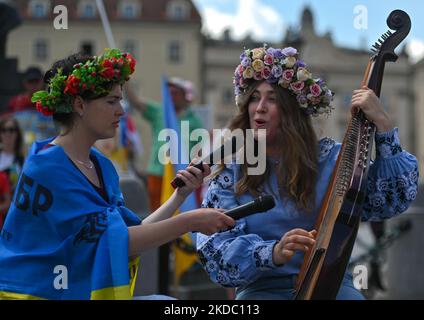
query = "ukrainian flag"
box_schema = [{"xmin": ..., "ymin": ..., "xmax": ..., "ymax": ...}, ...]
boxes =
[
  {"xmin": 159, "ymin": 76, "xmax": 199, "ymax": 285},
  {"xmin": 0, "ymin": 139, "xmax": 141, "ymax": 299}
]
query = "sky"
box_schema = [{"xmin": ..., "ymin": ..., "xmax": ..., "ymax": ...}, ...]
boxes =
[{"xmin": 192, "ymin": 0, "xmax": 424, "ymax": 63}]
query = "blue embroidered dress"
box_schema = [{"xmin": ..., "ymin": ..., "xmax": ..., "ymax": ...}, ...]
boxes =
[{"xmin": 197, "ymin": 128, "xmax": 418, "ymax": 300}]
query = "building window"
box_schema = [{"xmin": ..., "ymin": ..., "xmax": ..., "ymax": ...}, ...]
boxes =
[
  {"xmin": 81, "ymin": 41, "xmax": 95, "ymax": 56},
  {"xmin": 119, "ymin": 1, "xmax": 141, "ymax": 19},
  {"xmin": 80, "ymin": 1, "xmax": 97, "ymax": 19},
  {"xmin": 168, "ymin": 41, "xmax": 182, "ymax": 63},
  {"xmin": 34, "ymin": 39, "xmax": 48, "ymax": 61},
  {"xmin": 167, "ymin": 0, "xmax": 190, "ymax": 21},
  {"xmin": 30, "ymin": 0, "xmax": 50, "ymax": 18},
  {"xmin": 122, "ymin": 40, "xmax": 138, "ymax": 57}
]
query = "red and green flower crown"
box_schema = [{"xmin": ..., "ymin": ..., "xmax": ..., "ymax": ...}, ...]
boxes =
[
  {"xmin": 31, "ymin": 48, "xmax": 136, "ymax": 116},
  {"xmin": 234, "ymin": 46, "xmax": 334, "ymax": 116}
]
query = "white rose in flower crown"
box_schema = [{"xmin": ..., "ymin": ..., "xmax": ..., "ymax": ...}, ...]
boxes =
[
  {"xmin": 284, "ymin": 56, "xmax": 297, "ymax": 68},
  {"xmin": 297, "ymin": 68, "xmax": 312, "ymax": 82},
  {"xmin": 252, "ymin": 48, "xmax": 266, "ymax": 60},
  {"xmin": 243, "ymin": 66, "xmax": 254, "ymax": 79},
  {"xmin": 252, "ymin": 59, "xmax": 265, "ymax": 72}
]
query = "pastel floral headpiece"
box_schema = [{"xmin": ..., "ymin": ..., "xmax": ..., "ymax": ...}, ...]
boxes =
[
  {"xmin": 31, "ymin": 48, "xmax": 136, "ymax": 116},
  {"xmin": 233, "ymin": 46, "xmax": 334, "ymax": 116}
]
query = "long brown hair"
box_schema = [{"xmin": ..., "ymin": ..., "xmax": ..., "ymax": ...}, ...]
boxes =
[{"xmin": 217, "ymin": 81, "xmax": 319, "ymax": 210}]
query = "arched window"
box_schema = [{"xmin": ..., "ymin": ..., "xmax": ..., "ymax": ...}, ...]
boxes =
[
  {"xmin": 30, "ymin": 0, "xmax": 50, "ymax": 18},
  {"xmin": 119, "ymin": 1, "xmax": 141, "ymax": 19},
  {"xmin": 167, "ymin": 0, "xmax": 190, "ymax": 21},
  {"xmin": 79, "ymin": 0, "xmax": 97, "ymax": 19}
]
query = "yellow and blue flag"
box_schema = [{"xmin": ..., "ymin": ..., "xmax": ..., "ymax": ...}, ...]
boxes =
[
  {"xmin": 160, "ymin": 76, "xmax": 199, "ymax": 284},
  {"xmin": 0, "ymin": 139, "xmax": 141, "ymax": 299}
]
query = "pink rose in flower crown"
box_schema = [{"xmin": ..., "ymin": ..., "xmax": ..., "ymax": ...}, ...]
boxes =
[
  {"xmin": 290, "ymin": 81, "xmax": 305, "ymax": 93},
  {"xmin": 253, "ymin": 72, "xmax": 263, "ymax": 81},
  {"xmin": 261, "ymin": 66, "xmax": 271, "ymax": 79},
  {"xmin": 263, "ymin": 54, "xmax": 274, "ymax": 66},
  {"xmin": 236, "ymin": 65, "xmax": 244, "ymax": 77},
  {"xmin": 282, "ymin": 69, "xmax": 295, "ymax": 81},
  {"xmin": 310, "ymin": 84, "xmax": 322, "ymax": 97}
]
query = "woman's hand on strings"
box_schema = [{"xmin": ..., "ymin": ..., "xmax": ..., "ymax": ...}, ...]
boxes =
[
  {"xmin": 272, "ymin": 229, "xmax": 317, "ymax": 266},
  {"xmin": 350, "ymin": 86, "xmax": 393, "ymax": 133}
]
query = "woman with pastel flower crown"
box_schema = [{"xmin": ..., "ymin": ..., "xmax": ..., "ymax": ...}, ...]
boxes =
[
  {"xmin": 196, "ymin": 46, "xmax": 418, "ymax": 300},
  {"xmin": 0, "ymin": 49, "xmax": 235, "ymax": 300}
]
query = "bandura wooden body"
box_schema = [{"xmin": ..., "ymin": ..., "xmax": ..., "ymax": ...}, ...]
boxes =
[{"xmin": 294, "ymin": 10, "xmax": 411, "ymax": 300}]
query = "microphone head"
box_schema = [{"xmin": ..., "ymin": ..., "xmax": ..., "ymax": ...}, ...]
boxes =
[{"xmin": 257, "ymin": 195, "xmax": 276, "ymax": 212}]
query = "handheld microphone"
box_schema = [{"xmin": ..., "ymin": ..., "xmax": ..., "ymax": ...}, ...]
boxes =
[
  {"xmin": 171, "ymin": 136, "xmax": 239, "ymax": 189},
  {"xmin": 225, "ymin": 195, "xmax": 275, "ymax": 220}
]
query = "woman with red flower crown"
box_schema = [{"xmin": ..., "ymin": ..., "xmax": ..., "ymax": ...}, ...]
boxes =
[{"xmin": 0, "ymin": 49, "xmax": 234, "ymax": 300}]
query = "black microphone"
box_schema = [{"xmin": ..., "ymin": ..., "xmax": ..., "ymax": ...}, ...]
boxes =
[
  {"xmin": 225, "ymin": 195, "xmax": 275, "ymax": 220},
  {"xmin": 171, "ymin": 136, "xmax": 239, "ymax": 189}
]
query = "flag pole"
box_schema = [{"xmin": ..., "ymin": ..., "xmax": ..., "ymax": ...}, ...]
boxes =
[{"xmin": 95, "ymin": 0, "xmax": 116, "ymax": 48}]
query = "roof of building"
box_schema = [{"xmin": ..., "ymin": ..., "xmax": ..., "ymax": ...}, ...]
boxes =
[{"xmin": 12, "ymin": 0, "xmax": 201, "ymax": 24}]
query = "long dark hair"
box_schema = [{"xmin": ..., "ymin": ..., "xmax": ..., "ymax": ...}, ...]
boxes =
[
  {"xmin": 0, "ymin": 117, "xmax": 24, "ymax": 167},
  {"xmin": 216, "ymin": 81, "xmax": 319, "ymax": 210}
]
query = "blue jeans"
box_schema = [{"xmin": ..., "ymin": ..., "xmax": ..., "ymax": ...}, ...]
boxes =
[{"xmin": 236, "ymin": 273, "xmax": 365, "ymax": 300}]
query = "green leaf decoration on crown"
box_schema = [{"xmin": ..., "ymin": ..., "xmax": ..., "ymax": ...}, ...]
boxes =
[{"xmin": 31, "ymin": 48, "xmax": 137, "ymax": 116}]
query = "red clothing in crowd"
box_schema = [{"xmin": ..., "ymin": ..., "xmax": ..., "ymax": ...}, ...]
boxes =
[
  {"xmin": 0, "ymin": 172, "xmax": 11, "ymax": 230},
  {"xmin": 7, "ymin": 94, "xmax": 35, "ymax": 113}
]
